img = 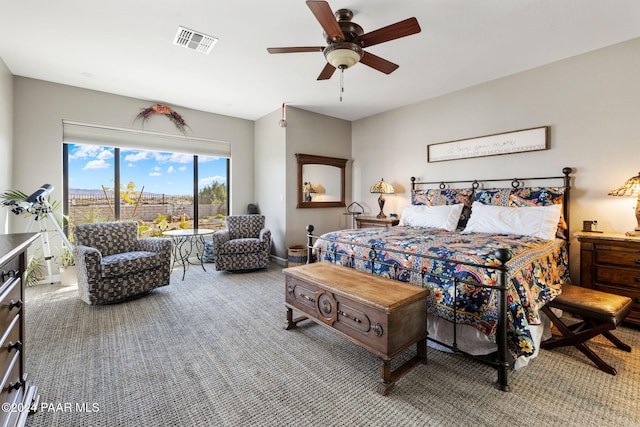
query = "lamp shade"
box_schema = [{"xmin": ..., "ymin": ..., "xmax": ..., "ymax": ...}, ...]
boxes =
[
  {"xmin": 608, "ymin": 172, "xmax": 640, "ymax": 197},
  {"xmin": 608, "ymin": 172, "xmax": 640, "ymax": 236},
  {"xmin": 303, "ymin": 183, "xmax": 317, "ymax": 194},
  {"xmin": 370, "ymin": 179, "xmax": 395, "ymax": 194}
]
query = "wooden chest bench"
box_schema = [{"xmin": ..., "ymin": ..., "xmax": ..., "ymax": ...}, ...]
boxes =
[{"xmin": 283, "ymin": 262, "xmax": 428, "ymax": 395}]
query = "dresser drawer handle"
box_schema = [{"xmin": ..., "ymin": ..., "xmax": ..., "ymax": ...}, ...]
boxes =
[
  {"xmin": 297, "ymin": 292, "xmax": 315, "ymax": 303},
  {"xmin": 636, "ymin": 259, "xmax": 640, "ymax": 265},
  {"xmin": 7, "ymin": 341, "xmax": 22, "ymax": 353},
  {"xmin": 1, "ymin": 270, "xmax": 17, "ymax": 282},
  {"xmin": 338, "ymin": 310, "xmax": 361, "ymax": 323},
  {"xmin": 7, "ymin": 379, "xmax": 23, "ymax": 392},
  {"xmin": 9, "ymin": 299, "xmax": 23, "ymax": 310},
  {"xmin": 635, "ymin": 277, "xmax": 640, "ymax": 283},
  {"xmin": 2, "ymin": 270, "xmax": 18, "ymax": 282}
]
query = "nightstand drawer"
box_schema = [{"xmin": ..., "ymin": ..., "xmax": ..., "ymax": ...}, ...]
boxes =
[
  {"xmin": 596, "ymin": 266, "xmax": 640, "ymax": 288},
  {"xmin": 355, "ymin": 217, "xmax": 399, "ymax": 228},
  {"xmin": 576, "ymin": 231, "xmax": 640, "ymax": 326},
  {"xmin": 596, "ymin": 245, "xmax": 640, "ymax": 268}
]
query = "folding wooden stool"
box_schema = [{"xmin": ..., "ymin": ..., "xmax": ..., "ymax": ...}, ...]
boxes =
[{"xmin": 540, "ymin": 283, "xmax": 632, "ymax": 375}]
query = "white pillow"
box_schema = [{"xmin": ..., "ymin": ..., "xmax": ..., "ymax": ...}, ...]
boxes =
[
  {"xmin": 399, "ymin": 204, "xmax": 464, "ymax": 232},
  {"xmin": 462, "ymin": 201, "xmax": 562, "ymax": 240}
]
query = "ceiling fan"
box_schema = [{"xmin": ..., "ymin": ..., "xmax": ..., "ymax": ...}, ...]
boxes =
[{"xmin": 267, "ymin": 1, "xmax": 421, "ymax": 81}]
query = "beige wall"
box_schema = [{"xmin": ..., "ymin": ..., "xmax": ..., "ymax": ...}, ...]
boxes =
[
  {"xmin": 255, "ymin": 106, "xmax": 352, "ymax": 262},
  {"xmin": 0, "ymin": 58, "xmax": 12, "ymax": 233},
  {"xmin": 283, "ymin": 107, "xmax": 351, "ymax": 258},
  {"xmin": 254, "ymin": 108, "xmax": 287, "ymax": 260},
  {"xmin": 352, "ymin": 37, "xmax": 640, "ymax": 282}
]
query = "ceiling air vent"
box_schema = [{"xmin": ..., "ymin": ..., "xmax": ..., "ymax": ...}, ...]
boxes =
[{"xmin": 173, "ymin": 26, "xmax": 218, "ymax": 54}]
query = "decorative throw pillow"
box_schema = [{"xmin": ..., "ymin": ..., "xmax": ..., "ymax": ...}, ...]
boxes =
[
  {"xmin": 462, "ymin": 201, "xmax": 562, "ymax": 240},
  {"xmin": 411, "ymin": 188, "xmax": 473, "ymax": 229},
  {"xmin": 509, "ymin": 187, "xmax": 565, "ymax": 206},
  {"xmin": 473, "ymin": 188, "xmax": 511, "ymax": 206},
  {"xmin": 399, "ymin": 204, "xmax": 464, "ymax": 232}
]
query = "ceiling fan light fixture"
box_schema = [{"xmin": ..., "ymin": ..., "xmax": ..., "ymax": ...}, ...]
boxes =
[{"xmin": 324, "ymin": 42, "xmax": 363, "ymax": 69}]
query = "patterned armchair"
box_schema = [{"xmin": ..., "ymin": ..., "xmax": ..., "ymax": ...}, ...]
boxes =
[
  {"xmin": 72, "ymin": 222, "xmax": 172, "ymax": 305},
  {"xmin": 212, "ymin": 215, "xmax": 271, "ymax": 271}
]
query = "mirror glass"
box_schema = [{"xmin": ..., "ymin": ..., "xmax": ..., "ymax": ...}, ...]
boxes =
[
  {"xmin": 296, "ymin": 153, "xmax": 347, "ymax": 208},
  {"xmin": 302, "ymin": 164, "xmax": 341, "ymax": 202}
]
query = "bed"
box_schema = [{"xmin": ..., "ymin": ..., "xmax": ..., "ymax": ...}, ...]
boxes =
[{"xmin": 305, "ymin": 167, "xmax": 573, "ymax": 391}]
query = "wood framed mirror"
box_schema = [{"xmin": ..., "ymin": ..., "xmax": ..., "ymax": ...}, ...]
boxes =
[{"xmin": 296, "ymin": 153, "xmax": 347, "ymax": 208}]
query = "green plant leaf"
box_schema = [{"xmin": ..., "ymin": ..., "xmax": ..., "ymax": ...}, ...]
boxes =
[{"xmin": 24, "ymin": 255, "xmax": 46, "ymax": 286}]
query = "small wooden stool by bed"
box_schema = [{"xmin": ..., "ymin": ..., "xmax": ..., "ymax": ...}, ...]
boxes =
[{"xmin": 540, "ymin": 283, "xmax": 632, "ymax": 375}]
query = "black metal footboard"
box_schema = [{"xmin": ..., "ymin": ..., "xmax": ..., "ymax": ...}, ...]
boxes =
[{"xmin": 305, "ymin": 224, "xmax": 514, "ymax": 391}]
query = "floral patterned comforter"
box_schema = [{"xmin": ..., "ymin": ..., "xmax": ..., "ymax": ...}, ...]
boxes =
[{"xmin": 314, "ymin": 226, "xmax": 569, "ymax": 358}]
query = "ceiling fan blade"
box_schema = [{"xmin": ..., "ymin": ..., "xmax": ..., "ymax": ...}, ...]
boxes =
[
  {"xmin": 306, "ymin": 1, "xmax": 344, "ymax": 42},
  {"xmin": 317, "ymin": 62, "xmax": 336, "ymax": 80},
  {"xmin": 357, "ymin": 17, "xmax": 421, "ymax": 48},
  {"xmin": 267, "ymin": 47, "xmax": 325, "ymax": 54},
  {"xmin": 360, "ymin": 51, "xmax": 399, "ymax": 75}
]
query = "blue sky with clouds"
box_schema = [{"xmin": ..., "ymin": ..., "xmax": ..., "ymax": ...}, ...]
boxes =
[{"xmin": 67, "ymin": 144, "xmax": 226, "ymax": 195}]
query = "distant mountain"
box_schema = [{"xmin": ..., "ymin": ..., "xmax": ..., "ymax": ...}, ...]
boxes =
[
  {"xmin": 69, "ymin": 188, "xmax": 110, "ymax": 197},
  {"xmin": 68, "ymin": 188, "xmax": 184, "ymax": 198}
]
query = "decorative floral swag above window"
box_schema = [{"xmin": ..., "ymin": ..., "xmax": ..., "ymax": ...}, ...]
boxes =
[{"xmin": 135, "ymin": 103, "xmax": 190, "ymax": 134}]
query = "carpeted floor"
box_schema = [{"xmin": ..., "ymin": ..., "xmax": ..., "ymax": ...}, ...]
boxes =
[{"xmin": 23, "ymin": 263, "xmax": 640, "ymax": 426}]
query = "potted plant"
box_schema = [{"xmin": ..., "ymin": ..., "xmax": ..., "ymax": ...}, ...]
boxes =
[{"xmin": 57, "ymin": 247, "xmax": 76, "ymax": 286}]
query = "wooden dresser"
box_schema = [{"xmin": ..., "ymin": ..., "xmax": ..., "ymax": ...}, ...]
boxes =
[
  {"xmin": 355, "ymin": 216, "xmax": 399, "ymax": 228},
  {"xmin": 576, "ymin": 231, "xmax": 640, "ymax": 325},
  {"xmin": 0, "ymin": 233, "xmax": 39, "ymax": 426}
]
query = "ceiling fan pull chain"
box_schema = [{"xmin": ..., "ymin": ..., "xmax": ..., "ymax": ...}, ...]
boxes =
[{"xmin": 340, "ymin": 67, "xmax": 344, "ymax": 102}]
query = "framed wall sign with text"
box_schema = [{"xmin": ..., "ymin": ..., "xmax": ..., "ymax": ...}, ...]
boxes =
[{"xmin": 427, "ymin": 126, "xmax": 549, "ymax": 162}]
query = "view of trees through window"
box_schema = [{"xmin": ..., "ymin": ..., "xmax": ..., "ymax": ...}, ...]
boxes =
[{"xmin": 64, "ymin": 143, "xmax": 229, "ymax": 237}]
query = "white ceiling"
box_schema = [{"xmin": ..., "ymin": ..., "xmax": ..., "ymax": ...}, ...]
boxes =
[{"xmin": 1, "ymin": 1, "xmax": 639, "ymax": 122}]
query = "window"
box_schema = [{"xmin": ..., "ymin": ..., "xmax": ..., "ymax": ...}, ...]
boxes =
[
  {"xmin": 197, "ymin": 155, "xmax": 228, "ymax": 229},
  {"xmin": 64, "ymin": 143, "xmax": 229, "ymax": 236}
]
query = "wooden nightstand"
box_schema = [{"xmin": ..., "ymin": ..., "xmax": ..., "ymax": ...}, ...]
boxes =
[
  {"xmin": 575, "ymin": 231, "xmax": 640, "ymax": 325},
  {"xmin": 355, "ymin": 216, "xmax": 399, "ymax": 228}
]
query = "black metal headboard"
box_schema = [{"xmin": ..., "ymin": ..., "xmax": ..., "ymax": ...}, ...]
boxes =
[{"xmin": 410, "ymin": 167, "xmax": 573, "ymax": 240}]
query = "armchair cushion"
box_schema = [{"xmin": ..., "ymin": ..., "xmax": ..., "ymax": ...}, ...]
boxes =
[
  {"xmin": 216, "ymin": 238, "xmax": 266, "ymax": 255},
  {"xmin": 101, "ymin": 251, "xmax": 164, "ymax": 278}
]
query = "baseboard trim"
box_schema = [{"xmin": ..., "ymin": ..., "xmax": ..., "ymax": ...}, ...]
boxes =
[{"xmin": 271, "ymin": 255, "xmax": 287, "ymax": 267}]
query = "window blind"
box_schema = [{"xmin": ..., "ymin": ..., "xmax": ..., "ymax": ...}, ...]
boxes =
[{"xmin": 62, "ymin": 120, "xmax": 231, "ymax": 157}]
